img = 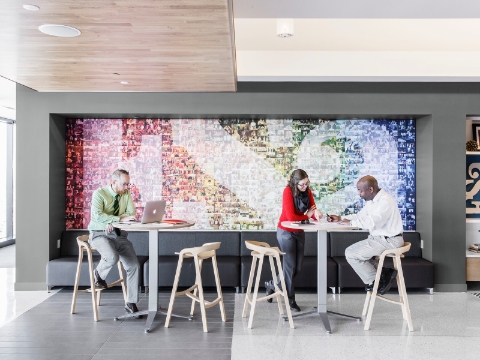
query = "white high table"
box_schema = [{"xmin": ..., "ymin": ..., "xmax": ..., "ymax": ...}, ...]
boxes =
[
  {"xmin": 281, "ymin": 220, "xmax": 362, "ymax": 333},
  {"xmin": 113, "ymin": 221, "xmax": 194, "ymax": 333}
]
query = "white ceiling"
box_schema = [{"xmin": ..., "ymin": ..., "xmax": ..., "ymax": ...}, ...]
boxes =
[
  {"xmin": 233, "ymin": 0, "xmax": 480, "ymax": 81},
  {"xmin": 2, "ymin": 0, "xmax": 480, "ymax": 109}
]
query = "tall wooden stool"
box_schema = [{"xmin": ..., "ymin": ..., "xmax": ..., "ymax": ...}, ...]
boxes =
[
  {"xmin": 70, "ymin": 235, "xmax": 127, "ymax": 321},
  {"xmin": 165, "ymin": 242, "xmax": 226, "ymax": 333},
  {"xmin": 363, "ymin": 242, "xmax": 413, "ymax": 331},
  {"xmin": 242, "ymin": 240, "xmax": 294, "ymax": 329}
]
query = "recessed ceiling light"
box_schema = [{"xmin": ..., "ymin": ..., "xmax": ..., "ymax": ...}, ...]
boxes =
[
  {"xmin": 276, "ymin": 19, "xmax": 294, "ymax": 38},
  {"xmin": 38, "ymin": 24, "xmax": 81, "ymax": 37},
  {"xmin": 120, "ymin": 81, "xmax": 129, "ymax": 85},
  {"xmin": 23, "ymin": 4, "xmax": 40, "ymax": 11}
]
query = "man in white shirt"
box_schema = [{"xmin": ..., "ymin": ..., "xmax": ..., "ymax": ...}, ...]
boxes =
[{"xmin": 328, "ymin": 175, "xmax": 404, "ymax": 295}]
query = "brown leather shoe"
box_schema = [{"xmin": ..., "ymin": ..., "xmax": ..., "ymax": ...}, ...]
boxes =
[
  {"xmin": 378, "ymin": 268, "xmax": 397, "ymax": 295},
  {"xmin": 289, "ymin": 301, "xmax": 301, "ymax": 312},
  {"xmin": 125, "ymin": 302, "xmax": 144, "ymax": 319},
  {"xmin": 94, "ymin": 270, "xmax": 108, "ymax": 289}
]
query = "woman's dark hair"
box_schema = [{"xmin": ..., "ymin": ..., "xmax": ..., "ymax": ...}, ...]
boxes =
[{"xmin": 288, "ymin": 169, "xmax": 309, "ymax": 197}]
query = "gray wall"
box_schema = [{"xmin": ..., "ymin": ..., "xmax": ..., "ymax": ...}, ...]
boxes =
[{"xmin": 16, "ymin": 82, "xmax": 476, "ymax": 291}]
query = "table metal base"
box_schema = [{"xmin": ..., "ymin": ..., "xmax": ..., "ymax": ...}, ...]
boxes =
[
  {"xmin": 114, "ymin": 307, "xmax": 193, "ymax": 333},
  {"xmin": 283, "ymin": 307, "xmax": 361, "ymax": 333}
]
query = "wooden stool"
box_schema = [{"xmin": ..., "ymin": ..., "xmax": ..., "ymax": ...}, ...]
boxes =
[
  {"xmin": 363, "ymin": 242, "xmax": 413, "ymax": 331},
  {"xmin": 242, "ymin": 240, "xmax": 294, "ymax": 329},
  {"xmin": 165, "ymin": 242, "xmax": 226, "ymax": 332},
  {"xmin": 70, "ymin": 235, "xmax": 127, "ymax": 321}
]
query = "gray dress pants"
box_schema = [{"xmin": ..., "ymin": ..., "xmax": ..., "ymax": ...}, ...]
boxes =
[
  {"xmin": 89, "ymin": 230, "xmax": 140, "ymax": 304},
  {"xmin": 268, "ymin": 228, "xmax": 305, "ymax": 301},
  {"xmin": 345, "ymin": 234, "xmax": 404, "ymax": 285}
]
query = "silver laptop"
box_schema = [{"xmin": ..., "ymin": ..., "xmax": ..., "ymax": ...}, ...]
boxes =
[{"xmin": 140, "ymin": 200, "xmax": 166, "ymax": 224}]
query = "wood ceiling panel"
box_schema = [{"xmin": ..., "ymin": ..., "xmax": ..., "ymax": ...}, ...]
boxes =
[{"xmin": 0, "ymin": 0, "xmax": 237, "ymax": 91}]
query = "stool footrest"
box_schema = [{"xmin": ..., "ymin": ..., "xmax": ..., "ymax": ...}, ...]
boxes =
[
  {"xmin": 175, "ymin": 284, "xmax": 197, "ymax": 297},
  {"xmin": 373, "ymin": 294, "xmax": 403, "ymax": 305}
]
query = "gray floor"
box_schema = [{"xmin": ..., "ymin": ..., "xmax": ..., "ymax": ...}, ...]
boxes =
[
  {"xmin": 0, "ymin": 244, "xmax": 15, "ymax": 268},
  {"xmin": 2, "ymin": 236, "xmax": 480, "ymax": 360},
  {"xmin": 0, "ymin": 289, "xmax": 235, "ymax": 360}
]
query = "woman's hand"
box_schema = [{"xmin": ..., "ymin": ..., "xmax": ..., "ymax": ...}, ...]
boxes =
[
  {"xmin": 314, "ymin": 209, "xmax": 323, "ymax": 219},
  {"xmin": 306, "ymin": 206, "xmax": 316, "ymax": 218}
]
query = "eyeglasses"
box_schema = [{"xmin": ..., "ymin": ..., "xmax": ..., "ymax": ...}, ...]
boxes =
[
  {"xmin": 297, "ymin": 181, "xmax": 309, "ymax": 188},
  {"xmin": 121, "ymin": 183, "xmax": 131, "ymax": 187}
]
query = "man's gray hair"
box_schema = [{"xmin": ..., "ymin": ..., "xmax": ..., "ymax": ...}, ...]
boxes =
[{"xmin": 112, "ymin": 169, "xmax": 129, "ymax": 181}]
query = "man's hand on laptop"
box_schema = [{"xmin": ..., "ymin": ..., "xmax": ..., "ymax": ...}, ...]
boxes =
[{"xmin": 120, "ymin": 215, "xmax": 136, "ymax": 222}]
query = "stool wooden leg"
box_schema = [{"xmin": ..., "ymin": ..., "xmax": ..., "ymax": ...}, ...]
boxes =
[
  {"xmin": 190, "ymin": 259, "xmax": 203, "ymax": 316},
  {"xmin": 242, "ymin": 256, "xmax": 257, "ymax": 318},
  {"xmin": 86, "ymin": 248, "xmax": 99, "ymax": 322},
  {"xmin": 194, "ymin": 256, "xmax": 208, "ymax": 332},
  {"xmin": 365, "ymin": 257, "xmax": 385, "ymax": 330},
  {"xmin": 362, "ymin": 291, "xmax": 371, "ymax": 317},
  {"xmin": 165, "ymin": 257, "xmax": 184, "ymax": 328},
  {"xmin": 276, "ymin": 254, "xmax": 293, "ymax": 329},
  {"xmin": 96, "ymin": 289, "xmax": 102, "ymax": 306},
  {"xmin": 248, "ymin": 255, "xmax": 264, "ymax": 329},
  {"xmin": 212, "ymin": 254, "xmax": 226, "ymax": 322},
  {"xmin": 118, "ymin": 261, "xmax": 127, "ymax": 303},
  {"xmin": 396, "ymin": 257, "xmax": 413, "ymax": 331},
  {"xmin": 268, "ymin": 255, "xmax": 283, "ymax": 315},
  {"xmin": 71, "ymin": 247, "xmax": 84, "ymax": 314}
]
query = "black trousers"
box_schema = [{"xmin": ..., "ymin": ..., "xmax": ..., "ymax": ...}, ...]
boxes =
[{"xmin": 268, "ymin": 228, "xmax": 305, "ymax": 301}]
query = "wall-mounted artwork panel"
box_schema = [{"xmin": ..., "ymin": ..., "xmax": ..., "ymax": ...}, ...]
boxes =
[{"xmin": 65, "ymin": 119, "xmax": 416, "ymax": 230}]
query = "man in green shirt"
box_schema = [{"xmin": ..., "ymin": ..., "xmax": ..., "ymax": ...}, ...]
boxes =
[{"xmin": 88, "ymin": 169, "xmax": 142, "ymax": 318}]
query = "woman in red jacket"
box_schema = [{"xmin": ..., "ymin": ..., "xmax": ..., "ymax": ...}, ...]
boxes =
[{"xmin": 265, "ymin": 169, "xmax": 323, "ymax": 312}]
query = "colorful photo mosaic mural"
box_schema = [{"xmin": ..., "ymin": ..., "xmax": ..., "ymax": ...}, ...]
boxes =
[{"xmin": 65, "ymin": 119, "xmax": 416, "ymax": 230}]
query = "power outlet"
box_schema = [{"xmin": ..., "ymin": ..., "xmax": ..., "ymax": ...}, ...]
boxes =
[
  {"xmin": 420, "ymin": 239, "xmax": 424, "ymax": 249},
  {"xmin": 57, "ymin": 239, "xmax": 61, "ymax": 248}
]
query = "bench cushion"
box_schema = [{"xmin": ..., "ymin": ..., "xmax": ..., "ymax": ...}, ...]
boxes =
[
  {"xmin": 333, "ymin": 256, "xmax": 435, "ymax": 289},
  {"xmin": 144, "ymin": 256, "xmax": 240, "ymax": 288},
  {"xmin": 240, "ymin": 256, "xmax": 337, "ymax": 288},
  {"xmin": 46, "ymin": 255, "xmax": 148, "ymax": 287},
  {"xmin": 329, "ymin": 231, "xmax": 422, "ymax": 257}
]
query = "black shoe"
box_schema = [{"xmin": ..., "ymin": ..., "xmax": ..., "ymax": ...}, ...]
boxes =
[
  {"xmin": 94, "ymin": 270, "xmax": 108, "ymax": 289},
  {"xmin": 289, "ymin": 301, "xmax": 301, "ymax": 312},
  {"xmin": 265, "ymin": 281, "xmax": 274, "ymax": 303},
  {"xmin": 378, "ymin": 268, "xmax": 398, "ymax": 295},
  {"xmin": 125, "ymin": 302, "xmax": 144, "ymax": 319},
  {"xmin": 365, "ymin": 281, "xmax": 374, "ymax": 292}
]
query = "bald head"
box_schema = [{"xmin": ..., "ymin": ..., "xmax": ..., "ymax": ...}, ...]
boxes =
[{"xmin": 356, "ymin": 175, "xmax": 380, "ymax": 201}]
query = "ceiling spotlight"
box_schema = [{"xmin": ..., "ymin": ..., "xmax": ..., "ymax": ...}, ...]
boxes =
[
  {"xmin": 38, "ymin": 24, "xmax": 81, "ymax": 37},
  {"xmin": 276, "ymin": 19, "xmax": 294, "ymax": 38},
  {"xmin": 23, "ymin": 4, "xmax": 40, "ymax": 11},
  {"xmin": 120, "ymin": 81, "xmax": 129, "ymax": 85}
]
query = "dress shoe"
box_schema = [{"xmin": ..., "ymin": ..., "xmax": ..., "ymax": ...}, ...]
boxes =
[
  {"xmin": 94, "ymin": 270, "xmax": 108, "ymax": 289},
  {"xmin": 125, "ymin": 302, "xmax": 144, "ymax": 319},
  {"xmin": 365, "ymin": 281, "xmax": 375, "ymax": 292},
  {"xmin": 265, "ymin": 281, "xmax": 274, "ymax": 303},
  {"xmin": 289, "ymin": 301, "xmax": 301, "ymax": 312},
  {"xmin": 378, "ymin": 268, "xmax": 398, "ymax": 295}
]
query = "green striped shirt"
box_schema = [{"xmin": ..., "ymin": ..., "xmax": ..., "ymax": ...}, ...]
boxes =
[{"xmin": 87, "ymin": 185, "xmax": 136, "ymax": 230}]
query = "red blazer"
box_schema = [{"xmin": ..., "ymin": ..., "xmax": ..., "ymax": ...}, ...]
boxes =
[{"xmin": 277, "ymin": 186, "xmax": 316, "ymax": 232}]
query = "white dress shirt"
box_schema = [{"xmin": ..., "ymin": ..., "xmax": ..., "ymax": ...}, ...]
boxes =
[{"xmin": 344, "ymin": 189, "xmax": 403, "ymax": 237}]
